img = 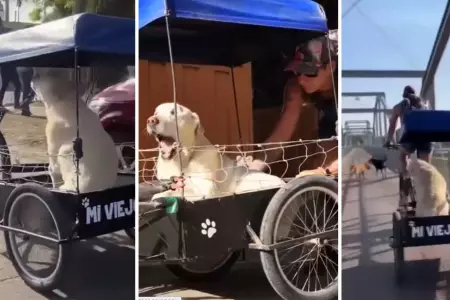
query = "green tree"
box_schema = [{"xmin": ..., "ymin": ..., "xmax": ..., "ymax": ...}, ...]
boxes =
[{"xmin": 28, "ymin": 0, "xmax": 75, "ymax": 22}]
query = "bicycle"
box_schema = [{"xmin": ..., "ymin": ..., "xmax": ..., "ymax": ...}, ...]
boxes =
[{"xmin": 383, "ymin": 143, "xmax": 416, "ymax": 217}]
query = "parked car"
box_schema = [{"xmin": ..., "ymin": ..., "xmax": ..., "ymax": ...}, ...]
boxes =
[{"xmin": 88, "ymin": 78, "xmax": 135, "ymax": 173}]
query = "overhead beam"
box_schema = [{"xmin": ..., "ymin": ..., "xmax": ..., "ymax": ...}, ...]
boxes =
[
  {"xmin": 342, "ymin": 108, "xmax": 391, "ymax": 114},
  {"xmin": 342, "ymin": 92, "xmax": 385, "ymax": 97},
  {"xmin": 342, "ymin": 70, "xmax": 425, "ymax": 78},
  {"xmin": 421, "ymin": 0, "xmax": 450, "ymax": 96}
]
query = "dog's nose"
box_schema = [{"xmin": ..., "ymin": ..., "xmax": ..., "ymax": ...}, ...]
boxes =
[{"xmin": 148, "ymin": 116, "xmax": 159, "ymax": 125}]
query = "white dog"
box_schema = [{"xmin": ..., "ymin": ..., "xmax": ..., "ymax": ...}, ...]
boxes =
[
  {"xmin": 147, "ymin": 103, "xmax": 285, "ymax": 201},
  {"xmin": 407, "ymin": 158, "xmax": 449, "ymax": 217},
  {"xmin": 33, "ymin": 68, "xmax": 118, "ymax": 193}
]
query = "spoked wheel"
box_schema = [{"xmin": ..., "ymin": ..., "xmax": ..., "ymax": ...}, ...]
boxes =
[
  {"xmin": 3, "ymin": 183, "xmax": 73, "ymax": 292},
  {"xmin": 260, "ymin": 175, "xmax": 338, "ymax": 300},
  {"xmin": 392, "ymin": 211, "xmax": 404, "ymax": 285},
  {"xmin": 116, "ymin": 142, "xmax": 135, "ymax": 173},
  {"xmin": 110, "ymin": 130, "xmax": 135, "ymax": 174},
  {"xmin": 0, "ymin": 131, "xmax": 11, "ymax": 180},
  {"xmin": 166, "ymin": 251, "xmax": 240, "ymax": 282}
]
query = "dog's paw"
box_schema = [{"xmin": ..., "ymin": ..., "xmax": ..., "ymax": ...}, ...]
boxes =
[
  {"xmin": 169, "ymin": 176, "xmax": 185, "ymax": 190},
  {"xmin": 201, "ymin": 218, "xmax": 217, "ymax": 238}
]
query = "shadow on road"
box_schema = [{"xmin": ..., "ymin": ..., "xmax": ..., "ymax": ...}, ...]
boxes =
[
  {"xmin": 343, "ymin": 171, "xmax": 449, "ymax": 300},
  {"xmin": 343, "ymin": 260, "xmax": 441, "ymax": 300},
  {"xmin": 0, "ymin": 232, "xmax": 136, "ymax": 300},
  {"xmin": 139, "ymin": 260, "xmax": 278, "ymax": 299},
  {"xmin": 51, "ymin": 233, "xmax": 135, "ymax": 300}
]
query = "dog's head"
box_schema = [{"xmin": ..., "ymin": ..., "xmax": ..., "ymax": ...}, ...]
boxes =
[
  {"xmin": 147, "ymin": 103, "xmax": 204, "ymax": 160},
  {"xmin": 32, "ymin": 68, "xmax": 89, "ymax": 105}
]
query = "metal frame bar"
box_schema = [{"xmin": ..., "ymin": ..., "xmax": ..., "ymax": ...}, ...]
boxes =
[
  {"xmin": 343, "ymin": 70, "xmax": 425, "ymax": 78},
  {"xmin": 420, "ymin": 0, "xmax": 450, "ymax": 109},
  {"xmin": 342, "ymin": 92, "xmax": 386, "ymax": 98}
]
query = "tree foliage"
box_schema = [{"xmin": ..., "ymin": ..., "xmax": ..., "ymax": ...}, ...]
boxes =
[
  {"xmin": 26, "ymin": 0, "xmax": 135, "ymax": 92},
  {"xmin": 28, "ymin": 0, "xmax": 75, "ymax": 22},
  {"xmin": 27, "ymin": 0, "xmax": 134, "ymax": 21}
]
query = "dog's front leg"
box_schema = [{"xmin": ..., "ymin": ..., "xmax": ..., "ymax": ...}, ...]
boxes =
[{"xmin": 46, "ymin": 122, "xmax": 64, "ymax": 188}]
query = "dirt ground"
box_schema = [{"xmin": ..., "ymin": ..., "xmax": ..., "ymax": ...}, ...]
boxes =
[{"xmin": 0, "ymin": 102, "xmax": 48, "ymax": 164}]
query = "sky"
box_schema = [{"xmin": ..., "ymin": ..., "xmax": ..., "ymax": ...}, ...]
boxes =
[{"xmin": 342, "ymin": 0, "xmax": 448, "ymax": 133}]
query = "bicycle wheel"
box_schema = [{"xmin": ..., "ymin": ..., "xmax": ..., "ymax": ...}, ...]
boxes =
[{"xmin": 260, "ymin": 176, "xmax": 338, "ymax": 300}]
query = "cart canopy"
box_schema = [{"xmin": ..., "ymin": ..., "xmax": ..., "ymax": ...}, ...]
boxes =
[
  {"xmin": 0, "ymin": 13, "xmax": 135, "ymax": 67},
  {"xmin": 139, "ymin": 0, "xmax": 329, "ymax": 66}
]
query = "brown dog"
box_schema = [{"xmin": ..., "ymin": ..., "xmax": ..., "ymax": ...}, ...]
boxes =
[{"xmin": 350, "ymin": 162, "xmax": 371, "ymax": 180}]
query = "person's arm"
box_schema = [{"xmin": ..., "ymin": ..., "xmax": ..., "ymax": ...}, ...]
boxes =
[
  {"xmin": 386, "ymin": 104, "xmax": 400, "ymax": 143},
  {"xmin": 256, "ymin": 78, "xmax": 304, "ymax": 163}
]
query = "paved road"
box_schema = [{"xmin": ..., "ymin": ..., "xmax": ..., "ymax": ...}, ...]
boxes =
[
  {"xmin": 0, "ymin": 231, "xmax": 135, "ymax": 300},
  {"xmin": 342, "ymin": 159, "xmax": 450, "ymax": 299},
  {"xmin": 139, "ymin": 252, "xmax": 280, "ymax": 299}
]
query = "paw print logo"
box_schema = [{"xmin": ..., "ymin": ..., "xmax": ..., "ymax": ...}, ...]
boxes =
[
  {"xmin": 408, "ymin": 221, "xmax": 415, "ymax": 227},
  {"xmin": 201, "ymin": 219, "xmax": 217, "ymax": 238},
  {"xmin": 81, "ymin": 197, "xmax": 90, "ymax": 208}
]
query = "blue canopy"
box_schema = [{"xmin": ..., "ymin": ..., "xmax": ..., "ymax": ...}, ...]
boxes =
[
  {"xmin": 139, "ymin": 0, "xmax": 327, "ymax": 31},
  {"xmin": 139, "ymin": 0, "xmax": 329, "ymax": 66},
  {"xmin": 0, "ymin": 13, "xmax": 134, "ymax": 67}
]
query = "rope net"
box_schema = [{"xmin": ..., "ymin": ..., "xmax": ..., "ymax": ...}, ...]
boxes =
[{"xmin": 139, "ymin": 137, "xmax": 337, "ymax": 201}]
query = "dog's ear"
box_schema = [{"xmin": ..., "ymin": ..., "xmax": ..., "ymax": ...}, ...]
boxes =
[{"xmin": 192, "ymin": 112, "xmax": 205, "ymax": 135}]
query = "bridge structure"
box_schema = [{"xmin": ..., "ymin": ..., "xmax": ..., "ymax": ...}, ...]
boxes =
[
  {"xmin": 341, "ymin": 71, "xmax": 427, "ymax": 148},
  {"xmin": 342, "ymin": 4, "xmax": 450, "ymax": 300}
]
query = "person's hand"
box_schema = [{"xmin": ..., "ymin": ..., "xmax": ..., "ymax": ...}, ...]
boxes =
[
  {"xmin": 236, "ymin": 155, "xmax": 268, "ymax": 172},
  {"xmin": 296, "ymin": 167, "xmax": 328, "ymax": 178},
  {"xmin": 383, "ymin": 139, "xmax": 392, "ymax": 148},
  {"xmin": 296, "ymin": 168, "xmax": 327, "ymax": 178}
]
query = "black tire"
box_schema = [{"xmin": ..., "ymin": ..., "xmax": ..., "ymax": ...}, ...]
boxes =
[
  {"xmin": 3, "ymin": 183, "xmax": 74, "ymax": 292},
  {"xmin": 108, "ymin": 129, "xmax": 135, "ymax": 173},
  {"xmin": 124, "ymin": 227, "xmax": 135, "ymax": 240},
  {"xmin": 393, "ymin": 211, "xmax": 404, "ymax": 285},
  {"xmin": 166, "ymin": 251, "xmax": 240, "ymax": 282},
  {"xmin": 260, "ymin": 175, "xmax": 338, "ymax": 300},
  {"xmin": 0, "ymin": 131, "xmax": 11, "ymax": 180}
]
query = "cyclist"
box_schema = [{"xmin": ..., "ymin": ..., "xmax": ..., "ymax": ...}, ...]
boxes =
[
  {"xmin": 242, "ymin": 31, "xmax": 338, "ymax": 177},
  {"xmin": 384, "ymin": 85, "xmax": 432, "ymax": 178}
]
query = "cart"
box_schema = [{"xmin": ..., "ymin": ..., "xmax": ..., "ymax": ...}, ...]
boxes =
[
  {"xmin": 390, "ymin": 110, "xmax": 450, "ymax": 284},
  {"xmin": 0, "ymin": 13, "xmax": 135, "ymax": 292},
  {"xmin": 139, "ymin": 1, "xmax": 338, "ymax": 299}
]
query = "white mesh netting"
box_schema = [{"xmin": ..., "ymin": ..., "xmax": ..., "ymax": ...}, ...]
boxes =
[{"xmin": 139, "ymin": 137, "xmax": 337, "ymax": 201}]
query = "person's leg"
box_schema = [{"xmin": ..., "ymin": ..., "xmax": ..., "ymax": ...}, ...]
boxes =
[
  {"xmin": 10, "ymin": 70, "xmax": 21, "ymax": 108},
  {"xmin": 398, "ymin": 144, "xmax": 414, "ymax": 207},
  {"xmin": 399, "ymin": 143, "xmax": 414, "ymax": 176},
  {"xmin": 19, "ymin": 69, "xmax": 33, "ymax": 116},
  {"xmin": 0, "ymin": 70, "xmax": 11, "ymax": 107}
]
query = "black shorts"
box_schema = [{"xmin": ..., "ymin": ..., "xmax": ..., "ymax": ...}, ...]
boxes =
[{"xmin": 400, "ymin": 142, "xmax": 433, "ymax": 155}]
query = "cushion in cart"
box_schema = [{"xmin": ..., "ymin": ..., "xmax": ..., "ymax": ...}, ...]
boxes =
[{"xmin": 400, "ymin": 110, "xmax": 450, "ymax": 143}]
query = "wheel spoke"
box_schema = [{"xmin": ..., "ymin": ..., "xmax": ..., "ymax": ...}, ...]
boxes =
[{"xmin": 273, "ymin": 185, "xmax": 338, "ymax": 294}]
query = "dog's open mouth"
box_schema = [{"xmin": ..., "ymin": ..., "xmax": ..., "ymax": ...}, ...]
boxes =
[{"xmin": 156, "ymin": 134, "xmax": 177, "ymax": 160}]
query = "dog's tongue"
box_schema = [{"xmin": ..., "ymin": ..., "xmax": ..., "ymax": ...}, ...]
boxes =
[{"xmin": 159, "ymin": 136, "xmax": 176, "ymax": 159}]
